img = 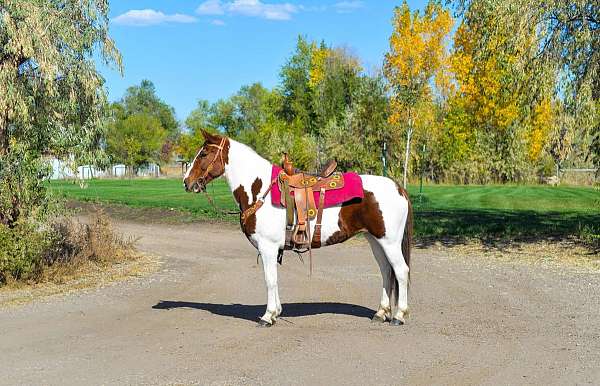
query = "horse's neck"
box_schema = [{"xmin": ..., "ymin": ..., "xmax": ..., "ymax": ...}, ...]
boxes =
[{"xmin": 223, "ymin": 139, "xmax": 272, "ymax": 194}]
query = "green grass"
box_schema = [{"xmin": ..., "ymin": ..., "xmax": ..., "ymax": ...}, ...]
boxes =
[
  {"xmin": 49, "ymin": 178, "xmax": 238, "ymax": 219},
  {"xmin": 412, "ymin": 184, "xmax": 600, "ymax": 243},
  {"xmin": 49, "ymin": 178, "xmax": 600, "ymax": 243}
]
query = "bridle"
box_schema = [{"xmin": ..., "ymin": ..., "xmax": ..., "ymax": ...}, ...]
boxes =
[
  {"xmin": 189, "ymin": 136, "xmax": 277, "ymax": 221},
  {"xmin": 193, "ymin": 137, "xmax": 227, "ymax": 192}
]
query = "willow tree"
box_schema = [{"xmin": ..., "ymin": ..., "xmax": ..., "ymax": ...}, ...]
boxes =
[
  {"xmin": 452, "ymin": 0, "xmax": 600, "ymax": 174},
  {"xmin": 0, "ymin": 0, "xmax": 121, "ymax": 227},
  {"xmin": 384, "ymin": 1, "xmax": 453, "ymax": 187}
]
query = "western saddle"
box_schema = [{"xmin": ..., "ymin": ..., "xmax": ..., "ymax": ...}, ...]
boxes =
[{"xmin": 278, "ymin": 154, "xmax": 344, "ymax": 251}]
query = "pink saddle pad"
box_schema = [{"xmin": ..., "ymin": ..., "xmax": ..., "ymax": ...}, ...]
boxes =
[{"xmin": 270, "ymin": 165, "xmax": 364, "ymax": 208}]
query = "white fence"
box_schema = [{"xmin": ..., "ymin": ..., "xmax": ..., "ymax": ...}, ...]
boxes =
[{"xmin": 48, "ymin": 158, "xmax": 161, "ymax": 180}]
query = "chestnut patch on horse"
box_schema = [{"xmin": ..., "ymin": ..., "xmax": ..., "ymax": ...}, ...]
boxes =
[
  {"xmin": 204, "ymin": 131, "xmax": 231, "ymax": 166},
  {"xmin": 184, "ymin": 134, "xmax": 231, "ymax": 191},
  {"xmin": 325, "ymin": 190, "xmax": 386, "ymax": 245},
  {"xmin": 251, "ymin": 178, "xmax": 262, "ymax": 203},
  {"xmin": 233, "ymin": 177, "xmax": 262, "ymax": 236}
]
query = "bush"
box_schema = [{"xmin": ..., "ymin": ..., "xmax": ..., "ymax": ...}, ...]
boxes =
[
  {"xmin": 0, "ymin": 146, "xmax": 53, "ymax": 228},
  {"xmin": 0, "ymin": 222, "xmax": 55, "ymax": 283},
  {"xmin": 0, "ymin": 212, "xmax": 136, "ymax": 286},
  {"xmin": 580, "ymin": 224, "xmax": 600, "ymax": 251}
]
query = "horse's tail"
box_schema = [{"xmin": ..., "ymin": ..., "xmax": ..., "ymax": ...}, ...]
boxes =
[
  {"xmin": 389, "ymin": 260, "xmax": 399, "ymax": 310},
  {"xmin": 398, "ymin": 186, "xmax": 413, "ymax": 283}
]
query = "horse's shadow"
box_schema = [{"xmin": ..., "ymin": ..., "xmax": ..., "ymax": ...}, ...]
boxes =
[{"xmin": 152, "ymin": 301, "xmax": 375, "ymax": 322}]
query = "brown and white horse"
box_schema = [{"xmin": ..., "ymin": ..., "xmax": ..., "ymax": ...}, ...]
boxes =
[{"xmin": 184, "ymin": 130, "xmax": 413, "ymax": 327}]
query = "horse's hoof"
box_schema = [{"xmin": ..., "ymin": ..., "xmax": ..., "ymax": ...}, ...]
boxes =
[
  {"xmin": 257, "ymin": 319, "xmax": 273, "ymax": 328},
  {"xmin": 390, "ymin": 318, "xmax": 405, "ymax": 326},
  {"xmin": 372, "ymin": 314, "xmax": 387, "ymax": 323}
]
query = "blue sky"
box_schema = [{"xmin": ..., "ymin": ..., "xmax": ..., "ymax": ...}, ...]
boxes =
[{"xmin": 103, "ymin": 1, "xmax": 429, "ymax": 120}]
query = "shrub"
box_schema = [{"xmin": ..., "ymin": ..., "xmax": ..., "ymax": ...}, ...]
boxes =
[
  {"xmin": 0, "ymin": 222, "xmax": 54, "ymax": 283},
  {"xmin": 580, "ymin": 225, "xmax": 600, "ymax": 251},
  {"xmin": 0, "ymin": 212, "xmax": 137, "ymax": 286}
]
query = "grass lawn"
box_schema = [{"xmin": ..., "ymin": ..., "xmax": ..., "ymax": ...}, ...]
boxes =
[
  {"xmin": 49, "ymin": 178, "xmax": 600, "ymax": 242},
  {"xmin": 50, "ymin": 178, "xmax": 238, "ymax": 219}
]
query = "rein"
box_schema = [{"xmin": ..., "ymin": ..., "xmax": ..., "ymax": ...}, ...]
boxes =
[
  {"xmin": 196, "ymin": 138, "xmax": 277, "ymax": 219},
  {"xmin": 196, "ymin": 138, "xmax": 237, "ymax": 216},
  {"xmin": 201, "ymin": 189, "xmax": 238, "ymax": 216}
]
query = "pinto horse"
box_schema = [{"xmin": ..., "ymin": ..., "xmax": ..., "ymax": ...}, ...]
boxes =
[{"xmin": 183, "ymin": 130, "xmax": 413, "ymax": 327}]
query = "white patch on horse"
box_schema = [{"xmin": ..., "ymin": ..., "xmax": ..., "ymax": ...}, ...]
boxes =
[{"xmin": 184, "ymin": 148, "xmax": 202, "ymax": 180}]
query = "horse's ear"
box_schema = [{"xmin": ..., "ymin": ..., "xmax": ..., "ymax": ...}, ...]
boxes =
[{"xmin": 201, "ymin": 129, "xmax": 221, "ymax": 144}]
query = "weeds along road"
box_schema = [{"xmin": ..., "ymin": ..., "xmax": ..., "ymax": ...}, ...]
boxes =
[{"xmin": 1, "ymin": 220, "xmax": 599, "ymax": 385}]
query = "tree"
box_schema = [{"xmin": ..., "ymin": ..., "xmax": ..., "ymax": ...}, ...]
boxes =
[
  {"xmin": 384, "ymin": 1, "xmax": 453, "ymax": 187},
  {"xmin": 121, "ymin": 80, "xmax": 179, "ymax": 139},
  {"xmin": 279, "ymin": 36, "xmax": 318, "ymax": 134},
  {"xmin": 178, "ymin": 83, "xmax": 279, "ymax": 162},
  {"xmin": 185, "ymin": 99, "xmax": 213, "ymax": 134},
  {"xmin": 446, "ymin": 16, "xmax": 533, "ymax": 182},
  {"xmin": 278, "ymin": 37, "xmax": 387, "ymax": 172},
  {"xmin": 321, "ymin": 74, "xmax": 391, "ymax": 173},
  {"xmin": 310, "ymin": 47, "xmax": 364, "ymax": 165},
  {"xmin": 0, "ymin": 0, "xmax": 121, "ymax": 227},
  {"xmin": 452, "ymin": 0, "xmax": 600, "ymax": 174},
  {"xmin": 106, "ymin": 113, "xmax": 167, "ymax": 174},
  {"xmin": 107, "ymin": 80, "xmax": 178, "ymax": 166},
  {"xmin": 311, "ymin": 47, "xmax": 362, "ymax": 128}
]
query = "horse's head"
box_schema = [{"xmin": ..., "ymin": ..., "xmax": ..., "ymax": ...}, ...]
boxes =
[{"xmin": 183, "ymin": 130, "xmax": 230, "ymax": 193}]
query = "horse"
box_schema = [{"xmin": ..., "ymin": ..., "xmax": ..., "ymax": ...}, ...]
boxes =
[{"xmin": 183, "ymin": 130, "xmax": 413, "ymax": 327}]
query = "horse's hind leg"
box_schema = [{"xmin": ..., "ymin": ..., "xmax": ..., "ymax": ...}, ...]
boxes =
[
  {"xmin": 366, "ymin": 234, "xmax": 392, "ymax": 323},
  {"xmin": 378, "ymin": 239, "xmax": 409, "ymax": 325}
]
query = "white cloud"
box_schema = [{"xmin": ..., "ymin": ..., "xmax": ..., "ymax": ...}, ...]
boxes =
[
  {"xmin": 211, "ymin": 19, "xmax": 226, "ymax": 26},
  {"xmin": 196, "ymin": 0, "xmax": 298, "ymax": 21},
  {"xmin": 299, "ymin": 5, "xmax": 327, "ymax": 12},
  {"xmin": 333, "ymin": 1, "xmax": 364, "ymax": 13},
  {"xmin": 112, "ymin": 9, "xmax": 197, "ymax": 26},
  {"xmin": 197, "ymin": 0, "xmax": 225, "ymax": 15}
]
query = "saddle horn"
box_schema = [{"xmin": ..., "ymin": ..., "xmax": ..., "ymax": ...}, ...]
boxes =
[{"xmin": 283, "ymin": 153, "xmax": 294, "ymax": 176}]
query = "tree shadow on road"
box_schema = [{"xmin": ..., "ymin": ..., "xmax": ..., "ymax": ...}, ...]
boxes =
[
  {"xmin": 414, "ymin": 207, "xmax": 600, "ymax": 251},
  {"xmin": 152, "ymin": 301, "xmax": 375, "ymax": 322}
]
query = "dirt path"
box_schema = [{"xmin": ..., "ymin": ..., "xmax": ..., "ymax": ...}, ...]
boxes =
[{"xmin": 1, "ymin": 221, "xmax": 599, "ymax": 385}]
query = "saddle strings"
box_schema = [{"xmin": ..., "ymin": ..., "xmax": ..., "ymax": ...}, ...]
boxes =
[{"xmin": 302, "ymin": 172, "xmax": 313, "ymax": 277}]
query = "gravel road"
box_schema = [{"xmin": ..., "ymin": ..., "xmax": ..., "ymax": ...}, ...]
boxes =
[{"xmin": 1, "ymin": 220, "xmax": 599, "ymax": 385}]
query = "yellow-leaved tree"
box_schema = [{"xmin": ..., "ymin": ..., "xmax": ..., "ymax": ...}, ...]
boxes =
[
  {"xmin": 447, "ymin": 11, "xmax": 555, "ymax": 182},
  {"xmin": 384, "ymin": 0, "xmax": 453, "ymax": 187}
]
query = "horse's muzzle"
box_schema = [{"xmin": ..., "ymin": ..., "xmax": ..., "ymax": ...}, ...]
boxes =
[{"xmin": 184, "ymin": 179, "xmax": 206, "ymax": 193}]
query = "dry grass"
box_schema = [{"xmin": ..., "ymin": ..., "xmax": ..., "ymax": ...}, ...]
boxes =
[
  {"xmin": 0, "ymin": 211, "xmax": 161, "ymax": 305},
  {"xmin": 437, "ymin": 239, "xmax": 600, "ymax": 272},
  {"xmin": 42, "ymin": 212, "xmax": 138, "ymax": 280},
  {"xmin": 0, "ymin": 253, "xmax": 160, "ymax": 307}
]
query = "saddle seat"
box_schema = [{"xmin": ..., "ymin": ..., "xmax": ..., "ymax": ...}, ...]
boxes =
[{"xmin": 278, "ymin": 154, "xmax": 345, "ymax": 250}]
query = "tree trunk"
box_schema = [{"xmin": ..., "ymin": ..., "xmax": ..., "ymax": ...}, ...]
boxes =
[
  {"xmin": 403, "ymin": 113, "xmax": 414, "ymax": 188},
  {"xmin": 403, "ymin": 127, "xmax": 413, "ymax": 188},
  {"xmin": 0, "ymin": 114, "xmax": 8, "ymax": 155}
]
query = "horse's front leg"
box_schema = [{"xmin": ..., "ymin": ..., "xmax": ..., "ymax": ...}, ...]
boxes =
[{"xmin": 257, "ymin": 242, "xmax": 281, "ymax": 327}]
